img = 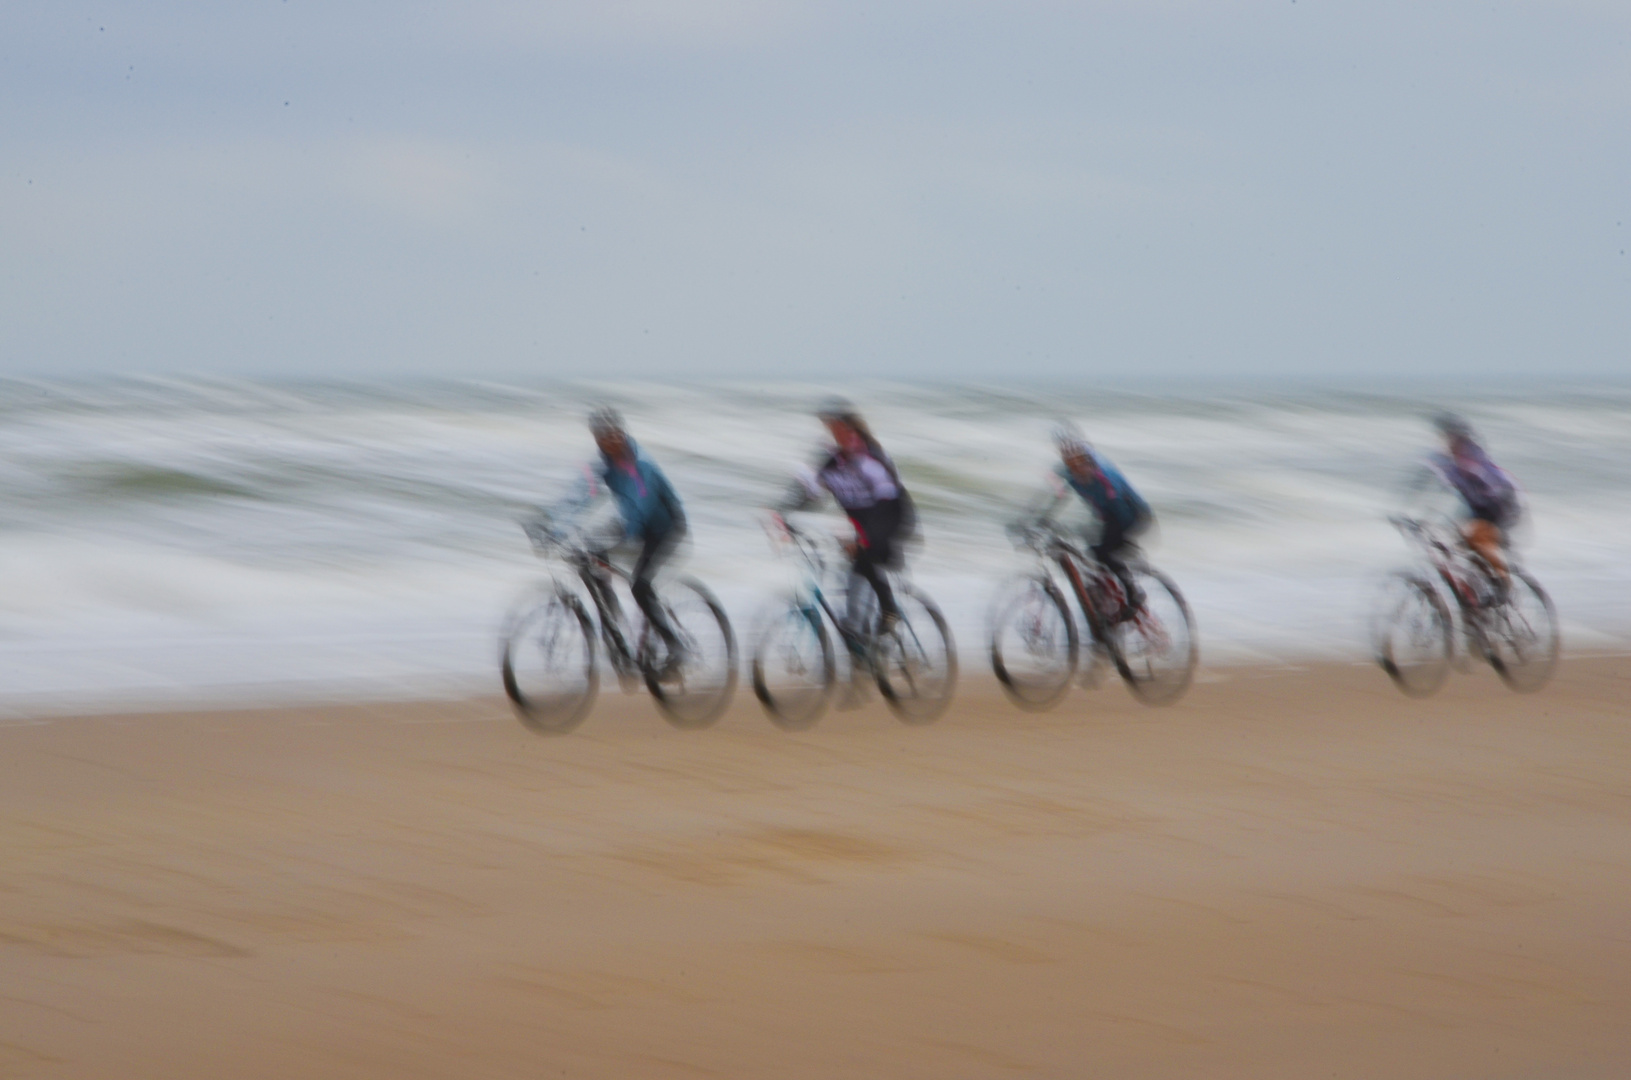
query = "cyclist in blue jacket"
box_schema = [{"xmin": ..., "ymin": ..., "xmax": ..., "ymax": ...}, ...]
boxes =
[
  {"xmin": 548, "ymin": 407, "xmax": 686, "ymax": 656},
  {"xmin": 1035, "ymin": 422, "xmax": 1152, "ymax": 617}
]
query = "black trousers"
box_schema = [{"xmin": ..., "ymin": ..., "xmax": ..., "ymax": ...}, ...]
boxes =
[
  {"xmin": 1091, "ymin": 512, "xmax": 1150, "ymax": 602},
  {"xmin": 630, "ymin": 526, "xmax": 685, "ymax": 646},
  {"xmin": 847, "ymin": 499, "xmax": 904, "ymax": 628}
]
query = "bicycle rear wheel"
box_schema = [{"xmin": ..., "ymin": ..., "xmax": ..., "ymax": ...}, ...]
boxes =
[
  {"xmin": 1485, "ymin": 570, "xmax": 1558, "ymax": 693},
  {"xmin": 1373, "ymin": 573, "xmax": 1452, "ymax": 698},
  {"xmin": 1109, "ymin": 567, "xmax": 1197, "ymax": 706},
  {"xmin": 502, "ymin": 592, "xmax": 599, "ymax": 733},
  {"xmin": 644, "ymin": 578, "xmax": 738, "ymax": 729},
  {"xmin": 990, "ymin": 575, "xmax": 1078, "ymax": 711},
  {"xmin": 752, "ymin": 600, "xmax": 836, "ymax": 731},
  {"xmin": 875, "ymin": 587, "xmax": 958, "ymax": 724}
]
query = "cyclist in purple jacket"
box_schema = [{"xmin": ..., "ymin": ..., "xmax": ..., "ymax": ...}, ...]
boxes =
[{"xmin": 1427, "ymin": 413, "xmax": 1520, "ymax": 592}]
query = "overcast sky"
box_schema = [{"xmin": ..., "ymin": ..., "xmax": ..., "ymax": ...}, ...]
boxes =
[{"xmin": 2, "ymin": 1, "xmax": 1627, "ymax": 383}]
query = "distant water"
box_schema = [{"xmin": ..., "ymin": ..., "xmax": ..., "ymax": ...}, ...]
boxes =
[{"xmin": 1, "ymin": 377, "xmax": 1627, "ymax": 713}]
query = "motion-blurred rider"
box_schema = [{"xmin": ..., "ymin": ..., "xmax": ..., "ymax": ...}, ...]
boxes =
[
  {"xmin": 773, "ymin": 397, "xmax": 915, "ymax": 646},
  {"xmin": 544, "ymin": 407, "xmax": 687, "ymax": 664},
  {"xmin": 1030, "ymin": 422, "xmax": 1152, "ymax": 620},
  {"xmin": 1426, "ymin": 412, "xmax": 1519, "ymax": 595}
]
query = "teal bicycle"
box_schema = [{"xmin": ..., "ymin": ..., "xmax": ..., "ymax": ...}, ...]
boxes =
[{"xmin": 751, "ymin": 519, "xmax": 956, "ymax": 731}]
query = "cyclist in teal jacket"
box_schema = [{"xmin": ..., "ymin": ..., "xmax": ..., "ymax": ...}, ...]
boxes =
[
  {"xmin": 1033, "ymin": 423, "xmax": 1152, "ymax": 617},
  {"xmin": 548, "ymin": 407, "xmax": 686, "ymax": 654}
]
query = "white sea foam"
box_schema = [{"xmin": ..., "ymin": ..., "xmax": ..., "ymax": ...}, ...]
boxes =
[{"xmin": 0, "ymin": 378, "xmax": 1626, "ymax": 713}]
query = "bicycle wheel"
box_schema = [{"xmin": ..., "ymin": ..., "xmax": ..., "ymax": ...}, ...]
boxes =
[
  {"xmin": 990, "ymin": 575, "xmax": 1078, "ymax": 711},
  {"xmin": 1373, "ymin": 573, "xmax": 1452, "ymax": 698},
  {"xmin": 875, "ymin": 586, "xmax": 958, "ymax": 724},
  {"xmin": 644, "ymin": 577, "xmax": 738, "ymax": 730},
  {"xmin": 1485, "ymin": 570, "xmax": 1559, "ymax": 693},
  {"xmin": 752, "ymin": 600, "xmax": 836, "ymax": 731},
  {"xmin": 502, "ymin": 592, "xmax": 599, "ymax": 733},
  {"xmin": 1108, "ymin": 567, "xmax": 1197, "ymax": 706}
]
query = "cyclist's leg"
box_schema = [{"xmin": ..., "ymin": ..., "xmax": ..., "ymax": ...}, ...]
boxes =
[
  {"xmin": 630, "ymin": 526, "xmax": 683, "ymax": 647},
  {"xmin": 849, "ymin": 500, "xmax": 902, "ymax": 632},
  {"xmin": 850, "ymin": 547, "xmax": 898, "ymax": 626},
  {"xmin": 1090, "ymin": 517, "xmax": 1144, "ymax": 613},
  {"xmin": 1463, "ymin": 517, "xmax": 1509, "ymax": 584}
]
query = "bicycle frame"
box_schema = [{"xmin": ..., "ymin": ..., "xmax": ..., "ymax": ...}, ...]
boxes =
[
  {"xmin": 1015, "ymin": 524, "xmax": 1124, "ymax": 644},
  {"xmin": 526, "ymin": 523, "xmax": 648, "ymax": 675},
  {"xmin": 1391, "ymin": 516, "xmax": 1494, "ymax": 617},
  {"xmin": 769, "ymin": 521, "xmax": 859, "ymax": 647}
]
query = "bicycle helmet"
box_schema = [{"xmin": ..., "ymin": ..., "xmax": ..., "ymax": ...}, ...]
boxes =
[
  {"xmin": 815, "ymin": 395, "xmax": 858, "ymax": 423},
  {"xmin": 587, "ymin": 405, "xmax": 625, "ymax": 438},
  {"xmin": 1431, "ymin": 411, "xmax": 1474, "ymax": 443},
  {"xmin": 1052, "ymin": 420, "xmax": 1089, "ymax": 457}
]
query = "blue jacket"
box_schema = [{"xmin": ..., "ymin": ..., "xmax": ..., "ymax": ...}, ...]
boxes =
[
  {"xmin": 554, "ymin": 441, "xmax": 685, "ymax": 541},
  {"xmin": 1056, "ymin": 455, "xmax": 1149, "ymax": 530}
]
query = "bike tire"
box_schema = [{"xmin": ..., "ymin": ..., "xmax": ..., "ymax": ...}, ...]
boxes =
[
  {"xmin": 644, "ymin": 577, "xmax": 739, "ymax": 730},
  {"xmin": 502, "ymin": 591, "xmax": 599, "ymax": 734},
  {"xmin": 1374, "ymin": 573, "xmax": 1452, "ymax": 698},
  {"xmin": 990, "ymin": 575, "xmax": 1078, "ymax": 711},
  {"xmin": 752, "ymin": 600, "xmax": 837, "ymax": 731},
  {"xmin": 1486, "ymin": 570, "xmax": 1559, "ymax": 694},
  {"xmin": 1111, "ymin": 567, "xmax": 1198, "ymax": 706},
  {"xmin": 875, "ymin": 586, "xmax": 958, "ymax": 725}
]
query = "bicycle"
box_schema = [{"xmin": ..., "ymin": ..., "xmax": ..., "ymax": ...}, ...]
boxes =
[
  {"xmin": 1372, "ymin": 515, "xmax": 1558, "ymax": 697},
  {"xmin": 990, "ymin": 521, "xmax": 1196, "ymax": 708},
  {"xmin": 500, "ymin": 520, "xmax": 738, "ymax": 733},
  {"xmin": 751, "ymin": 518, "xmax": 956, "ymax": 731}
]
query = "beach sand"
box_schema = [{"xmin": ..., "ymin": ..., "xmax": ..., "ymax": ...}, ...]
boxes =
[{"xmin": 2, "ymin": 658, "xmax": 1628, "ymax": 1079}]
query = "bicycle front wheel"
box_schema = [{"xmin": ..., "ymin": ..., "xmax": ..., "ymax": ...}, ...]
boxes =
[
  {"xmin": 990, "ymin": 575, "xmax": 1078, "ymax": 711},
  {"xmin": 1373, "ymin": 573, "xmax": 1452, "ymax": 698},
  {"xmin": 1110, "ymin": 567, "xmax": 1197, "ymax": 706},
  {"xmin": 1486, "ymin": 571, "xmax": 1558, "ymax": 693},
  {"xmin": 875, "ymin": 587, "xmax": 958, "ymax": 725},
  {"xmin": 644, "ymin": 578, "xmax": 738, "ymax": 729},
  {"xmin": 502, "ymin": 592, "xmax": 599, "ymax": 733},
  {"xmin": 752, "ymin": 600, "xmax": 836, "ymax": 731}
]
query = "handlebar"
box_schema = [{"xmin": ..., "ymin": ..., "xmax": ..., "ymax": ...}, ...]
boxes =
[
  {"xmin": 764, "ymin": 514, "xmax": 838, "ymax": 576},
  {"xmin": 521, "ymin": 516, "xmax": 600, "ymax": 564},
  {"xmin": 1007, "ymin": 518, "xmax": 1081, "ymax": 559},
  {"xmin": 1389, "ymin": 514, "xmax": 1459, "ymax": 560}
]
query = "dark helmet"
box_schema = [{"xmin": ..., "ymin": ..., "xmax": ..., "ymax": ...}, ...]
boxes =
[
  {"xmin": 587, "ymin": 405, "xmax": 625, "ymax": 439},
  {"xmin": 1432, "ymin": 411, "xmax": 1475, "ymax": 444},
  {"xmin": 815, "ymin": 395, "xmax": 858, "ymax": 424}
]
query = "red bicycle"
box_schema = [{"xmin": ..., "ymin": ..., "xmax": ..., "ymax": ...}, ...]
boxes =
[{"xmin": 990, "ymin": 521, "xmax": 1196, "ymax": 709}]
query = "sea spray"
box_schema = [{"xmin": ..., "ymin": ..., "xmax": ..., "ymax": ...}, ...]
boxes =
[{"xmin": 0, "ymin": 377, "xmax": 1626, "ymax": 711}]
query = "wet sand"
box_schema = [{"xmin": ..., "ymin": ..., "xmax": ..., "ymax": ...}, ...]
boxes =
[{"xmin": 3, "ymin": 658, "xmax": 1629, "ymax": 1079}]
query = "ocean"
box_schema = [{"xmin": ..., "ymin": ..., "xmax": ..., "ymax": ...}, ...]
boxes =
[{"xmin": 1, "ymin": 377, "xmax": 1626, "ymax": 714}]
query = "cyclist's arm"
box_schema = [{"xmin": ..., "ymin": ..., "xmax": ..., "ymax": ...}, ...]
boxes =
[
  {"xmin": 772, "ymin": 464, "xmax": 825, "ymax": 514},
  {"xmin": 543, "ymin": 462, "xmax": 604, "ymax": 524}
]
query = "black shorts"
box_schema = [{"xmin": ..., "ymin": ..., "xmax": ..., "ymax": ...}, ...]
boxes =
[{"xmin": 849, "ymin": 499, "xmax": 905, "ymax": 569}]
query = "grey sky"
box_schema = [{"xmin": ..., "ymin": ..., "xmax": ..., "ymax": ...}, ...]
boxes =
[{"xmin": 3, "ymin": 1, "xmax": 1627, "ymax": 382}]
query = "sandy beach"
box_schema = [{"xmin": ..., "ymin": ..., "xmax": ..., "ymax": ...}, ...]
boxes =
[{"xmin": 3, "ymin": 658, "xmax": 1628, "ymax": 1079}]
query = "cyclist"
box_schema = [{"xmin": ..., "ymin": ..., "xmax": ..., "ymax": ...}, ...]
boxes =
[
  {"xmin": 544, "ymin": 406, "xmax": 687, "ymax": 663},
  {"xmin": 773, "ymin": 397, "xmax": 915, "ymax": 645},
  {"xmin": 1027, "ymin": 422, "xmax": 1152, "ymax": 620},
  {"xmin": 1426, "ymin": 412, "xmax": 1519, "ymax": 594}
]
